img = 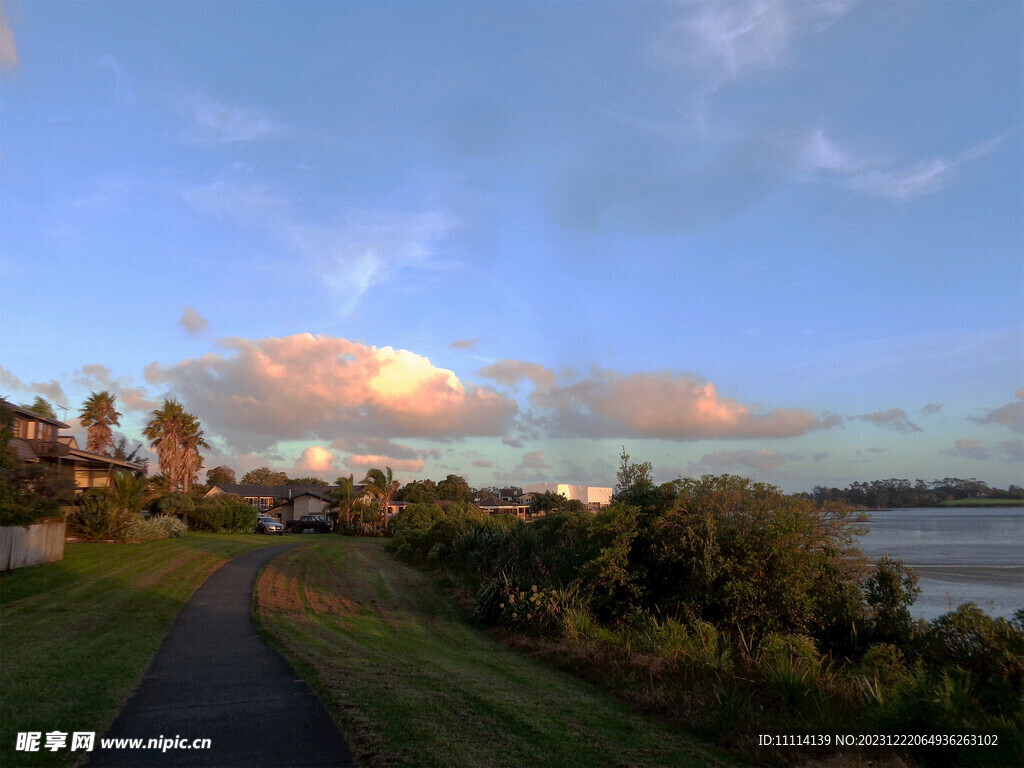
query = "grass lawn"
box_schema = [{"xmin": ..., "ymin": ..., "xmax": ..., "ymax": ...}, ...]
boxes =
[
  {"xmin": 936, "ymin": 498, "xmax": 1024, "ymax": 507},
  {"xmin": 0, "ymin": 534, "xmax": 274, "ymax": 768},
  {"xmin": 258, "ymin": 537, "xmax": 736, "ymax": 768}
]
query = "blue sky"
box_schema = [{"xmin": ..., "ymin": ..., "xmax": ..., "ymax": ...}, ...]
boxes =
[{"xmin": 2, "ymin": 1, "xmax": 1021, "ymax": 492}]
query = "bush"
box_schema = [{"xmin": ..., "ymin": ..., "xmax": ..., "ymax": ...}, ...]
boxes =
[
  {"xmin": 123, "ymin": 514, "xmax": 188, "ymax": 542},
  {"xmin": 70, "ymin": 494, "xmax": 133, "ymax": 541},
  {"xmin": 865, "ymin": 556, "xmax": 921, "ymax": 645},
  {"xmin": 157, "ymin": 492, "xmax": 196, "ymax": 520},
  {"xmin": 189, "ymin": 496, "xmax": 258, "ymax": 533}
]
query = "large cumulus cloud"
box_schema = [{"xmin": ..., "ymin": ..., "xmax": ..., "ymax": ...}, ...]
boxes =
[
  {"xmin": 145, "ymin": 334, "xmax": 518, "ymax": 453},
  {"xmin": 477, "ymin": 359, "xmax": 823, "ymax": 440}
]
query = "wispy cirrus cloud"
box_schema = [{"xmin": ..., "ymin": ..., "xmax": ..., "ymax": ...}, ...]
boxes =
[
  {"xmin": 797, "ymin": 128, "xmax": 1012, "ymax": 202},
  {"xmin": 183, "ymin": 178, "xmax": 457, "ymax": 311},
  {"xmin": 177, "ymin": 92, "xmax": 282, "ymax": 145},
  {"xmin": 649, "ymin": 1, "xmax": 853, "ymax": 90}
]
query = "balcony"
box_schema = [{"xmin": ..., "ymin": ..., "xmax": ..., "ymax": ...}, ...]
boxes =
[{"xmin": 28, "ymin": 440, "xmax": 71, "ymax": 458}]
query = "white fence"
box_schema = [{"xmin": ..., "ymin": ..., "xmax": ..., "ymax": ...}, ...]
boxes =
[{"xmin": 0, "ymin": 518, "xmax": 66, "ymax": 571}]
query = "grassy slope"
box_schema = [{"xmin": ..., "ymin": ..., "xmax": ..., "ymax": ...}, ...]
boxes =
[
  {"xmin": 258, "ymin": 538, "xmax": 735, "ymax": 768},
  {"xmin": 936, "ymin": 498, "xmax": 1024, "ymax": 507},
  {"xmin": 0, "ymin": 534, "xmax": 272, "ymax": 768}
]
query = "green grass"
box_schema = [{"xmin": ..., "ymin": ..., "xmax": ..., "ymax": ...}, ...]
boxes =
[
  {"xmin": 0, "ymin": 534, "xmax": 273, "ymax": 768},
  {"xmin": 257, "ymin": 538, "xmax": 736, "ymax": 768},
  {"xmin": 936, "ymin": 498, "xmax": 1024, "ymax": 507}
]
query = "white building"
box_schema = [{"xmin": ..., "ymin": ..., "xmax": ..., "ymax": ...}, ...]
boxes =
[{"xmin": 522, "ymin": 483, "xmax": 612, "ymax": 511}]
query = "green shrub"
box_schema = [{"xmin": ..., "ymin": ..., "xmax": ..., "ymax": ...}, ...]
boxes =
[
  {"xmin": 190, "ymin": 496, "xmax": 258, "ymax": 533},
  {"xmin": 70, "ymin": 493, "xmax": 133, "ymax": 541},
  {"xmin": 124, "ymin": 514, "xmax": 188, "ymax": 542},
  {"xmin": 156, "ymin": 492, "xmax": 196, "ymax": 520},
  {"xmin": 865, "ymin": 556, "xmax": 921, "ymax": 645},
  {"xmin": 475, "ymin": 570, "xmax": 576, "ymax": 633}
]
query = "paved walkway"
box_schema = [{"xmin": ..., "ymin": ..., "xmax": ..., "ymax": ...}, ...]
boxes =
[{"xmin": 87, "ymin": 543, "xmax": 353, "ymax": 767}]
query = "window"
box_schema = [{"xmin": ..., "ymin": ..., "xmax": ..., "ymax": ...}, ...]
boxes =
[
  {"xmin": 259, "ymin": 497, "xmax": 273, "ymax": 510},
  {"xmin": 243, "ymin": 497, "xmax": 258, "ymax": 507}
]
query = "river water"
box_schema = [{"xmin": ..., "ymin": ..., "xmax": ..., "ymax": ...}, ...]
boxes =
[{"xmin": 856, "ymin": 507, "xmax": 1024, "ymax": 620}]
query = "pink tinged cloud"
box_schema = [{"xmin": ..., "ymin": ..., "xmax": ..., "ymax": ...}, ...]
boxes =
[
  {"xmin": 296, "ymin": 446, "xmax": 336, "ymax": 473},
  {"xmin": 0, "ymin": 2, "xmax": 17, "ymax": 71},
  {"xmin": 144, "ymin": 334, "xmax": 517, "ymax": 452},
  {"xmin": 537, "ymin": 369, "xmax": 820, "ymax": 440},
  {"xmin": 180, "ymin": 307, "xmax": 209, "ymax": 334}
]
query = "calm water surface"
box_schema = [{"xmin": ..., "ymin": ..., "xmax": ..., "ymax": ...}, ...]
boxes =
[{"xmin": 857, "ymin": 507, "xmax": 1023, "ymax": 620}]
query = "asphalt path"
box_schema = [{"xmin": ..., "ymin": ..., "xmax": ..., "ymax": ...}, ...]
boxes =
[{"xmin": 87, "ymin": 542, "xmax": 353, "ymax": 768}]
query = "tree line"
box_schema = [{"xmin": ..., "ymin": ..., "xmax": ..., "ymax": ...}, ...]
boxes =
[{"xmin": 806, "ymin": 478, "xmax": 1024, "ymax": 508}]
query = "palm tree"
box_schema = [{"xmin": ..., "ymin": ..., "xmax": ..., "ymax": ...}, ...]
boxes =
[
  {"xmin": 79, "ymin": 391, "xmax": 122, "ymax": 455},
  {"xmin": 325, "ymin": 474, "xmax": 356, "ymax": 531},
  {"xmin": 109, "ymin": 470, "xmax": 155, "ymax": 518},
  {"xmin": 361, "ymin": 466, "xmax": 399, "ymax": 535},
  {"xmin": 142, "ymin": 400, "xmax": 209, "ymax": 492}
]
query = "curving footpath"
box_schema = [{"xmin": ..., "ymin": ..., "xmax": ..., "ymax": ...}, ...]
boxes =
[{"xmin": 87, "ymin": 543, "xmax": 353, "ymax": 767}]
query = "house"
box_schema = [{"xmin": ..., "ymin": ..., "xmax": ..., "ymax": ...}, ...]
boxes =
[
  {"xmin": 2, "ymin": 400, "xmax": 146, "ymax": 493},
  {"xmin": 204, "ymin": 482, "xmax": 405, "ymax": 525},
  {"xmin": 522, "ymin": 483, "xmax": 612, "ymax": 511},
  {"xmin": 475, "ymin": 494, "xmax": 531, "ymax": 520}
]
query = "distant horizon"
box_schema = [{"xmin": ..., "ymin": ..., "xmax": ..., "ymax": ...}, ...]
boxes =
[{"xmin": 2, "ymin": 2, "xmax": 1021, "ymax": 494}]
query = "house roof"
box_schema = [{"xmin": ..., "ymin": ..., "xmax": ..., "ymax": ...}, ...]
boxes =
[
  {"xmin": 208, "ymin": 483, "xmax": 366, "ymax": 500},
  {"xmin": 1, "ymin": 399, "xmax": 70, "ymax": 429},
  {"xmin": 475, "ymin": 494, "xmax": 521, "ymax": 508},
  {"xmin": 65, "ymin": 448, "xmax": 148, "ymax": 472}
]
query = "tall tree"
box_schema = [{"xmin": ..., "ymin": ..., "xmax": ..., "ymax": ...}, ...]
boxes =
[
  {"xmin": 23, "ymin": 396, "xmax": 57, "ymax": 419},
  {"xmin": 362, "ymin": 466, "xmax": 399, "ymax": 534},
  {"xmin": 240, "ymin": 467, "xmax": 288, "ymax": 485},
  {"xmin": 436, "ymin": 474, "xmax": 473, "ymax": 502},
  {"xmin": 206, "ymin": 465, "xmax": 236, "ymax": 486},
  {"xmin": 79, "ymin": 391, "xmax": 122, "ymax": 455},
  {"xmin": 142, "ymin": 400, "xmax": 209, "ymax": 493}
]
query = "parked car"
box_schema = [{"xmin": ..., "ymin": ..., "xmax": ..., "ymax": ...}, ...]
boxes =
[
  {"xmin": 289, "ymin": 515, "xmax": 332, "ymax": 534},
  {"xmin": 255, "ymin": 515, "xmax": 285, "ymax": 535}
]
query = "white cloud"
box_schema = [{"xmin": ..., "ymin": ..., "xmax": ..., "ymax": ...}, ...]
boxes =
[
  {"xmin": 178, "ymin": 92, "xmax": 282, "ymax": 145},
  {"xmin": 651, "ymin": 1, "xmax": 852, "ymax": 89},
  {"xmin": 183, "ymin": 179, "xmax": 457, "ymax": 312},
  {"xmin": 798, "ymin": 129, "xmax": 1011, "ymax": 202}
]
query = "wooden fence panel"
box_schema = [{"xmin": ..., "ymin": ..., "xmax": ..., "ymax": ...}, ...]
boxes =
[{"xmin": 0, "ymin": 519, "xmax": 66, "ymax": 571}]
